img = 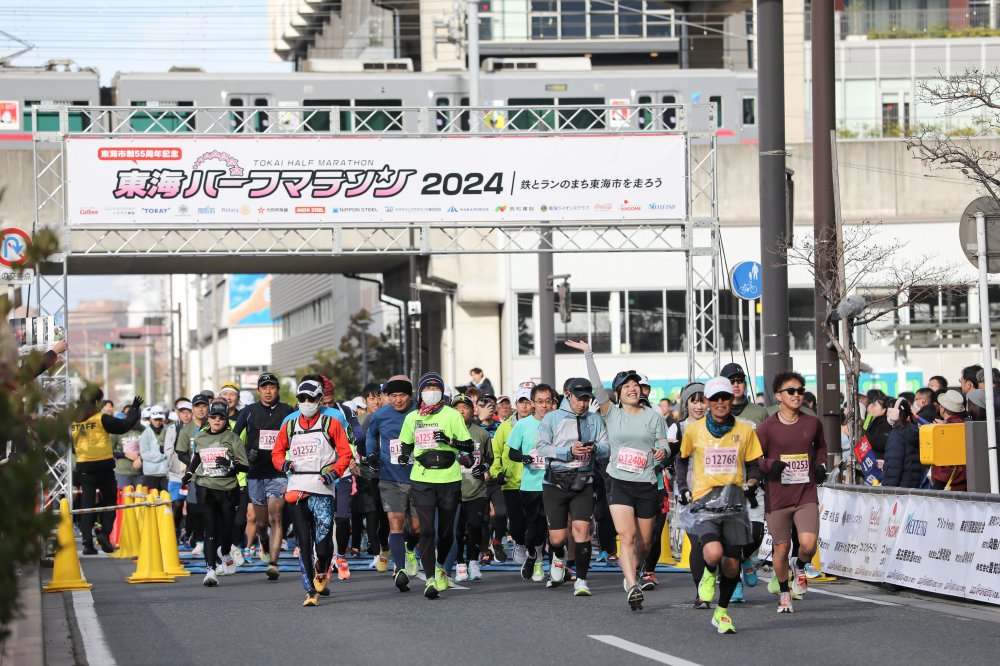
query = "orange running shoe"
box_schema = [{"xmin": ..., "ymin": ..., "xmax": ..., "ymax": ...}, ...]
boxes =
[{"xmin": 336, "ymin": 556, "xmax": 351, "ymax": 581}]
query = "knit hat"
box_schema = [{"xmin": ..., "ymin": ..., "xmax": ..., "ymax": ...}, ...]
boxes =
[
  {"xmin": 679, "ymin": 382, "xmax": 705, "ymax": 418},
  {"xmin": 967, "ymin": 388, "xmax": 987, "ymax": 410},
  {"xmin": 418, "ymin": 372, "xmax": 444, "ymax": 394},
  {"xmin": 383, "ymin": 375, "xmax": 413, "ymax": 396},
  {"xmin": 321, "ymin": 376, "xmax": 334, "ymax": 401}
]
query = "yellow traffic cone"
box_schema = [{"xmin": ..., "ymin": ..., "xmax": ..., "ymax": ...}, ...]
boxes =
[
  {"xmin": 44, "ymin": 498, "xmax": 93, "ymax": 592},
  {"xmin": 658, "ymin": 519, "xmax": 678, "ymax": 565},
  {"xmin": 677, "ymin": 532, "xmax": 692, "ymax": 569},
  {"xmin": 126, "ymin": 498, "xmax": 175, "ymax": 584},
  {"xmin": 111, "ymin": 490, "xmax": 140, "ymax": 559},
  {"xmin": 810, "ymin": 546, "xmax": 836, "ymax": 583},
  {"xmin": 157, "ymin": 490, "xmax": 189, "ymax": 577},
  {"xmin": 134, "ymin": 486, "xmax": 146, "ymax": 539}
]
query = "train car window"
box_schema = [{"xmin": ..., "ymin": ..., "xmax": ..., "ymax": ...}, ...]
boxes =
[
  {"xmin": 637, "ymin": 95, "xmax": 653, "ymax": 130},
  {"xmin": 354, "ymin": 99, "xmax": 402, "ymax": 132},
  {"xmin": 741, "ymin": 97, "xmax": 756, "ymax": 126},
  {"xmin": 508, "ymin": 98, "xmax": 555, "ymax": 131},
  {"xmin": 129, "ymin": 101, "xmax": 195, "ymax": 133},
  {"xmin": 662, "ymin": 95, "xmax": 677, "ymax": 129},
  {"xmin": 303, "ymin": 100, "xmax": 351, "ymax": 132},
  {"xmin": 557, "ymin": 97, "xmax": 605, "ymax": 130},
  {"xmin": 253, "ymin": 97, "xmax": 271, "ymax": 133},
  {"xmin": 22, "ymin": 100, "xmax": 90, "ymax": 132},
  {"xmin": 460, "ymin": 98, "xmax": 470, "ymax": 131},
  {"xmin": 435, "ymin": 97, "xmax": 450, "ymax": 132},
  {"xmin": 228, "ymin": 97, "xmax": 245, "ymax": 133},
  {"xmin": 709, "ymin": 95, "xmax": 723, "ymax": 128}
]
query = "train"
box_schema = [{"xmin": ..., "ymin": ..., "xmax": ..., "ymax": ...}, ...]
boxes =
[{"xmin": 0, "ymin": 58, "xmax": 758, "ymax": 142}]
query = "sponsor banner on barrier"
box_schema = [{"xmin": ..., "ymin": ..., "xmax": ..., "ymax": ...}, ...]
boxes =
[{"xmin": 64, "ymin": 135, "xmax": 687, "ymax": 225}]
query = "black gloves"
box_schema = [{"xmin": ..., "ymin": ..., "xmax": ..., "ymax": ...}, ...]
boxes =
[
  {"xmin": 472, "ymin": 464, "xmax": 487, "ymax": 479},
  {"xmin": 320, "ymin": 470, "xmax": 339, "ymax": 486},
  {"xmin": 771, "ymin": 460, "xmax": 789, "ymax": 477},
  {"xmin": 744, "ymin": 484, "xmax": 759, "ymax": 509},
  {"xmin": 247, "ymin": 448, "xmax": 259, "ymax": 464},
  {"xmin": 365, "ymin": 454, "xmax": 381, "ymax": 475},
  {"xmin": 281, "ymin": 460, "xmax": 295, "ymax": 474},
  {"xmin": 452, "ymin": 439, "xmax": 475, "ymax": 454},
  {"xmin": 814, "ymin": 464, "xmax": 828, "ymax": 484},
  {"xmin": 495, "ymin": 471, "xmax": 507, "ymax": 486},
  {"xmin": 131, "ymin": 395, "xmax": 144, "ymax": 412},
  {"xmin": 433, "ymin": 431, "xmax": 451, "ymax": 446},
  {"xmin": 181, "ymin": 471, "xmax": 192, "ymax": 485},
  {"xmin": 397, "ymin": 453, "xmax": 410, "ymax": 466},
  {"xmin": 521, "ymin": 455, "xmax": 535, "ymax": 466},
  {"xmin": 677, "ymin": 489, "xmax": 693, "ymax": 505},
  {"xmin": 459, "ymin": 454, "xmax": 474, "ymax": 469},
  {"xmin": 216, "ymin": 457, "xmax": 233, "ymax": 474}
]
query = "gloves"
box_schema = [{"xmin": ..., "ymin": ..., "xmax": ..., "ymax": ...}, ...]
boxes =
[
  {"xmin": 771, "ymin": 460, "xmax": 789, "ymax": 477},
  {"xmin": 247, "ymin": 448, "xmax": 259, "ymax": 464},
  {"xmin": 320, "ymin": 470, "xmax": 339, "ymax": 486},
  {"xmin": 215, "ymin": 456, "xmax": 232, "ymax": 471},
  {"xmin": 744, "ymin": 484, "xmax": 759, "ymax": 509},
  {"xmin": 471, "ymin": 464, "xmax": 487, "ymax": 479},
  {"xmin": 397, "ymin": 453, "xmax": 410, "ymax": 466},
  {"xmin": 495, "ymin": 471, "xmax": 507, "ymax": 486},
  {"xmin": 814, "ymin": 464, "xmax": 828, "ymax": 484},
  {"xmin": 521, "ymin": 455, "xmax": 535, "ymax": 466},
  {"xmin": 458, "ymin": 454, "xmax": 474, "ymax": 469},
  {"xmin": 433, "ymin": 431, "xmax": 451, "ymax": 446},
  {"xmin": 181, "ymin": 471, "xmax": 192, "ymax": 485},
  {"xmin": 281, "ymin": 460, "xmax": 295, "ymax": 474},
  {"xmin": 677, "ymin": 489, "xmax": 693, "ymax": 506},
  {"xmin": 131, "ymin": 395, "xmax": 144, "ymax": 412},
  {"xmin": 365, "ymin": 454, "xmax": 381, "ymax": 475}
]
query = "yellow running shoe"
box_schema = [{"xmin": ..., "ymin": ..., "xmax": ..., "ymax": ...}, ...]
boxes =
[
  {"xmin": 434, "ymin": 566, "xmax": 449, "ymax": 592},
  {"xmin": 313, "ymin": 573, "xmax": 328, "ymax": 594},
  {"xmin": 376, "ymin": 551, "xmax": 390, "ymax": 573},
  {"xmin": 712, "ymin": 607, "xmax": 736, "ymax": 634},
  {"xmin": 698, "ymin": 568, "xmax": 718, "ymax": 603},
  {"xmin": 303, "ymin": 591, "xmax": 319, "ymax": 607}
]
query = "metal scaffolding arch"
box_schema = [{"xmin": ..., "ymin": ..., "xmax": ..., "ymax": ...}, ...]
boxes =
[{"xmin": 33, "ymin": 102, "xmax": 720, "ymax": 501}]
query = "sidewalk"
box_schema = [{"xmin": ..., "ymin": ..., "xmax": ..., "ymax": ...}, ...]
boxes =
[{"xmin": 0, "ymin": 567, "xmax": 43, "ymax": 666}]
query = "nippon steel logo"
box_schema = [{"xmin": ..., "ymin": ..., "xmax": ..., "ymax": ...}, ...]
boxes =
[
  {"xmin": 295, "ymin": 206, "xmax": 324, "ymax": 214},
  {"xmin": 904, "ymin": 513, "xmax": 928, "ymax": 536}
]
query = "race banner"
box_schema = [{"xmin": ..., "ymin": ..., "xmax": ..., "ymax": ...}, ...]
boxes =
[{"xmin": 64, "ymin": 135, "xmax": 687, "ymax": 225}]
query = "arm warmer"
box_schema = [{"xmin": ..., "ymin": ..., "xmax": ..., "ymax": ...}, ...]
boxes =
[
  {"xmin": 101, "ymin": 408, "xmax": 140, "ymax": 435},
  {"xmin": 674, "ymin": 456, "xmax": 690, "ymax": 494},
  {"xmin": 584, "ymin": 351, "xmax": 611, "ymax": 406}
]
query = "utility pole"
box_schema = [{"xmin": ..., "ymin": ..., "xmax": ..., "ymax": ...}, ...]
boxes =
[
  {"xmin": 144, "ymin": 323, "xmax": 153, "ymax": 404},
  {"xmin": 538, "ymin": 223, "xmax": 555, "ymax": 386},
  {"xmin": 467, "ymin": 0, "xmax": 480, "ymax": 107},
  {"xmin": 812, "ymin": 0, "xmax": 841, "ymax": 467},
  {"xmin": 757, "ymin": 0, "xmax": 791, "ymax": 401}
]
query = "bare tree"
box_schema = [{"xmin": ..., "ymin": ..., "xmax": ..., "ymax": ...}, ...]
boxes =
[
  {"xmin": 780, "ymin": 221, "xmax": 966, "ymax": 481},
  {"xmin": 906, "ymin": 67, "xmax": 1000, "ymax": 207}
]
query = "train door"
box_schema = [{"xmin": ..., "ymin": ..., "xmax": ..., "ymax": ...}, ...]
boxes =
[
  {"xmin": 226, "ymin": 94, "xmax": 272, "ymax": 133},
  {"xmin": 738, "ymin": 91, "xmax": 757, "ymax": 142},
  {"xmin": 636, "ymin": 92, "xmax": 678, "ymax": 131},
  {"xmin": 880, "ymin": 90, "xmax": 911, "ymax": 136},
  {"xmin": 432, "ymin": 93, "xmax": 470, "ymax": 132}
]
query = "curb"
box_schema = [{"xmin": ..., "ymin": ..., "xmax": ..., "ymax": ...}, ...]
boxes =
[{"xmin": 0, "ymin": 567, "xmax": 44, "ymax": 666}]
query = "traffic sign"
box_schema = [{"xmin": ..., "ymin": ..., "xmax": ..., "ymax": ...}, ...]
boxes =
[
  {"xmin": 0, "ymin": 267, "xmax": 35, "ymax": 285},
  {"xmin": 730, "ymin": 261, "xmax": 762, "ymax": 300},
  {"xmin": 959, "ymin": 196, "xmax": 1000, "ymax": 273},
  {"xmin": 0, "ymin": 228, "xmax": 31, "ymax": 268}
]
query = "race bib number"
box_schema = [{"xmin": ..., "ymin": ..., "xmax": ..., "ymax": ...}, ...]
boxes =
[
  {"xmin": 528, "ymin": 448, "xmax": 545, "ymax": 470},
  {"xmin": 258, "ymin": 430, "xmax": 279, "ymax": 451},
  {"xmin": 199, "ymin": 447, "xmax": 228, "ymax": 477},
  {"xmin": 462, "ymin": 449, "xmax": 483, "ymax": 475},
  {"xmin": 122, "ymin": 437, "xmax": 140, "ymax": 456},
  {"xmin": 415, "ymin": 427, "xmax": 439, "ymax": 451},
  {"xmin": 616, "ymin": 447, "xmax": 648, "ymax": 475},
  {"xmin": 290, "ymin": 436, "xmax": 322, "ymax": 471},
  {"xmin": 780, "ymin": 453, "xmax": 810, "ymax": 484},
  {"xmin": 566, "ymin": 451, "xmax": 591, "ymax": 469},
  {"xmin": 389, "ymin": 438, "xmax": 402, "ymax": 465},
  {"xmin": 704, "ymin": 447, "xmax": 738, "ymax": 476}
]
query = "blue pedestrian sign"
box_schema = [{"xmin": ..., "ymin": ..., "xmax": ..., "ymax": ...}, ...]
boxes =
[{"xmin": 730, "ymin": 261, "xmax": 762, "ymax": 300}]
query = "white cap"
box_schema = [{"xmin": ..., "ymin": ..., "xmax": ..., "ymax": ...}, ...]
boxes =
[
  {"xmin": 141, "ymin": 407, "xmax": 151, "ymax": 419},
  {"xmin": 515, "ymin": 386, "xmax": 532, "ymax": 402},
  {"xmin": 638, "ymin": 372, "xmax": 651, "ymax": 387},
  {"xmin": 176, "ymin": 400, "xmax": 193, "ymax": 411},
  {"xmin": 149, "ymin": 405, "xmax": 166, "ymax": 419},
  {"xmin": 168, "ymin": 410, "xmax": 178, "ymax": 422},
  {"xmin": 704, "ymin": 377, "xmax": 734, "ymax": 400},
  {"xmin": 350, "ymin": 396, "xmax": 366, "ymax": 411}
]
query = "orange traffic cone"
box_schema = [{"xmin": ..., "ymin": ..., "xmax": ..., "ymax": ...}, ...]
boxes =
[
  {"xmin": 44, "ymin": 498, "xmax": 93, "ymax": 592},
  {"xmin": 111, "ymin": 489, "xmax": 140, "ymax": 559},
  {"xmin": 110, "ymin": 488, "xmax": 123, "ymax": 546},
  {"xmin": 126, "ymin": 497, "xmax": 175, "ymax": 584},
  {"xmin": 157, "ymin": 490, "xmax": 189, "ymax": 577}
]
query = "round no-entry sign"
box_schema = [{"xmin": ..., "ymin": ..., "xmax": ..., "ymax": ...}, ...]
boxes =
[{"xmin": 0, "ymin": 228, "xmax": 31, "ymax": 268}]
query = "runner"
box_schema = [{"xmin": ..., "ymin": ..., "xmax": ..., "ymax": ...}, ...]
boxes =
[
  {"xmin": 138, "ymin": 405, "xmax": 170, "ymax": 491},
  {"xmin": 672, "ymin": 382, "xmax": 712, "ymax": 608},
  {"xmin": 505, "ymin": 383, "xmax": 557, "ymax": 584},
  {"xmin": 756, "ymin": 371, "xmax": 827, "ymax": 613},
  {"xmin": 720, "ymin": 363, "xmax": 768, "ymax": 426},
  {"xmin": 361, "ymin": 374, "xmax": 420, "ymax": 592},
  {"xmin": 452, "ymin": 394, "xmax": 494, "ymax": 582},
  {"xmin": 676, "ymin": 377, "xmax": 764, "ymax": 634},
  {"xmin": 233, "ymin": 371, "xmax": 295, "ymax": 580},
  {"xmin": 496, "ymin": 395, "xmax": 513, "ymax": 421},
  {"xmin": 398, "ymin": 372, "xmax": 475, "ymax": 599},
  {"xmin": 164, "ymin": 398, "xmax": 193, "ymax": 538},
  {"xmin": 112, "ymin": 405, "xmax": 145, "ymax": 492},
  {"xmin": 567, "ymin": 340, "xmax": 668, "ymax": 609},
  {"xmin": 181, "ymin": 400, "xmax": 249, "ymax": 587},
  {"xmin": 358, "ymin": 382, "xmax": 390, "ymax": 573},
  {"xmin": 175, "ymin": 393, "xmax": 211, "ymax": 556},
  {"xmin": 271, "ymin": 379, "xmax": 353, "ymax": 606},
  {"xmin": 489, "ymin": 382, "xmax": 535, "ymax": 565}
]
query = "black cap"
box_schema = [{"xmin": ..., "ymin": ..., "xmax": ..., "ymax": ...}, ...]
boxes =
[
  {"xmin": 208, "ymin": 400, "xmax": 230, "ymax": 418},
  {"xmin": 565, "ymin": 377, "xmax": 594, "ymax": 398},
  {"xmin": 451, "ymin": 394, "xmax": 473, "ymax": 408},
  {"xmin": 199, "ymin": 389, "xmax": 215, "ymax": 399},
  {"xmin": 720, "ymin": 362, "xmax": 746, "ymax": 379},
  {"xmin": 191, "ymin": 394, "xmax": 210, "ymax": 406},
  {"xmin": 258, "ymin": 372, "xmax": 279, "ymax": 388}
]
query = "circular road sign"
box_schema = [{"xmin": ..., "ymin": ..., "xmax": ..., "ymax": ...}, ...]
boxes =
[
  {"xmin": 0, "ymin": 228, "xmax": 31, "ymax": 268},
  {"xmin": 958, "ymin": 196, "xmax": 1000, "ymax": 274},
  {"xmin": 730, "ymin": 261, "xmax": 762, "ymax": 300}
]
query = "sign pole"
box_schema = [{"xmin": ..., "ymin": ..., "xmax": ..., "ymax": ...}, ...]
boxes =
[
  {"xmin": 749, "ymin": 299, "xmax": 758, "ymax": 402},
  {"xmin": 975, "ymin": 211, "xmax": 999, "ymax": 493}
]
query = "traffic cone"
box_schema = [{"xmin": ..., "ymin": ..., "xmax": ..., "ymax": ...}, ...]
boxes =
[
  {"xmin": 43, "ymin": 498, "xmax": 93, "ymax": 592},
  {"xmin": 110, "ymin": 489, "xmax": 123, "ymax": 546},
  {"xmin": 157, "ymin": 490, "xmax": 190, "ymax": 577},
  {"xmin": 677, "ymin": 532, "xmax": 692, "ymax": 569},
  {"xmin": 134, "ymin": 485, "xmax": 146, "ymax": 539},
  {"xmin": 126, "ymin": 497, "xmax": 175, "ymax": 584},
  {"xmin": 111, "ymin": 489, "xmax": 140, "ymax": 559},
  {"xmin": 810, "ymin": 545, "xmax": 836, "ymax": 583}
]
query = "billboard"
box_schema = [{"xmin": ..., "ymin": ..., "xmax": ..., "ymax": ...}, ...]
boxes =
[
  {"xmin": 64, "ymin": 135, "xmax": 687, "ymax": 225},
  {"xmin": 227, "ymin": 274, "xmax": 272, "ymax": 327}
]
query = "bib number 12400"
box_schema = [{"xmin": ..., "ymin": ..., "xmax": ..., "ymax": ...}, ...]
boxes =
[{"xmin": 421, "ymin": 172, "xmax": 503, "ymax": 195}]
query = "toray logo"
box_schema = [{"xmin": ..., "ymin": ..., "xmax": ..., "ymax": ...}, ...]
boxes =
[{"xmin": 141, "ymin": 207, "xmax": 169, "ymax": 214}]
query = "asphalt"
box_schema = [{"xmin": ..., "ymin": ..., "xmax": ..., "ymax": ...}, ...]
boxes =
[{"xmin": 71, "ymin": 555, "xmax": 1000, "ymax": 666}]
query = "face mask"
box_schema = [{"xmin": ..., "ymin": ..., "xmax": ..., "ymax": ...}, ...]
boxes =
[
  {"xmin": 421, "ymin": 390, "xmax": 443, "ymax": 406},
  {"xmin": 299, "ymin": 401, "xmax": 319, "ymax": 418}
]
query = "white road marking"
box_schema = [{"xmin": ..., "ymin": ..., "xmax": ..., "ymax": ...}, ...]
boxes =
[
  {"xmin": 588, "ymin": 635, "xmax": 703, "ymax": 666},
  {"xmin": 71, "ymin": 590, "xmax": 117, "ymax": 665},
  {"xmin": 807, "ymin": 587, "xmax": 898, "ymax": 606}
]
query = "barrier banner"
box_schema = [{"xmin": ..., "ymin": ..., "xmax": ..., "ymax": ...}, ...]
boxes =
[{"xmin": 64, "ymin": 135, "xmax": 687, "ymax": 225}]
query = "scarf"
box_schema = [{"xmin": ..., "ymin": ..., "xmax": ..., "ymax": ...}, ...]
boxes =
[
  {"xmin": 418, "ymin": 400, "xmax": 445, "ymax": 417},
  {"xmin": 730, "ymin": 398, "xmax": 748, "ymax": 417},
  {"xmin": 705, "ymin": 414, "xmax": 736, "ymax": 439}
]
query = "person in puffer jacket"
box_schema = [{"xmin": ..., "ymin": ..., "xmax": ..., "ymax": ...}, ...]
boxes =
[{"xmin": 881, "ymin": 399, "xmax": 927, "ymax": 488}]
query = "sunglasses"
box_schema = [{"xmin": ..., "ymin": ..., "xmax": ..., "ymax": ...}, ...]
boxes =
[
  {"xmin": 297, "ymin": 395, "xmax": 320, "ymax": 403},
  {"xmin": 706, "ymin": 394, "xmax": 732, "ymax": 402},
  {"xmin": 729, "ymin": 375, "xmax": 747, "ymax": 384},
  {"xmin": 778, "ymin": 387, "xmax": 806, "ymax": 396},
  {"xmin": 477, "ymin": 399, "xmax": 495, "ymax": 406}
]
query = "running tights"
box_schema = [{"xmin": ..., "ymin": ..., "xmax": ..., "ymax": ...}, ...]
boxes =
[
  {"xmin": 687, "ymin": 531, "xmax": 706, "ymax": 588},
  {"xmin": 519, "ymin": 490, "xmax": 546, "ymax": 556},
  {"xmin": 291, "ymin": 500, "xmax": 333, "ymax": 592},
  {"xmin": 502, "ymin": 489, "xmax": 525, "ymax": 545},
  {"xmin": 198, "ymin": 486, "xmax": 238, "ymax": 568},
  {"xmin": 487, "ymin": 484, "xmax": 508, "ymax": 544},
  {"xmin": 457, "ymin": 497, "xmax": 488, "ymax": 563},
  {"xmin": 415, "ymin": 504, "xmax": 458, "ymax": 577}
]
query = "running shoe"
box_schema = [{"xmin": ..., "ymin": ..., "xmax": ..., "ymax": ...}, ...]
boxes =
[
  {"xmin": 492, "ymin": 540, "xmax": 508, "ymax": 563},
  {"xmin": 627, "ymin": 584, "xmax": 644, "ymax": 611},
  {"xmin": 259, "ymin": 550, "xmax": 271, "ymax": 565},
  {"xmin": 731, "ymin": 581, "xmax": 745, "ymax": 603},
  {"xmin": 791, "ymin": 570, "xmax": 808, "ymax": 597},
  {"xmin": 203, "ymin": 569, "xmax": 219, "ymax": 587},
  {"xmin": 434, "ymin": 566, "xmax": 449, "ymax": 592},
  {"xmin": 376, "ymin": 551, "xmax": 390, "ymax": 573},
  {"xmin": 394, "ymin": 569, "xmax": 410, "ymax": 592},
  {"xmin": 573, "ymin": 579, "xmax": 592, "ymax": 596},
  {"xmin": 693, "ymin": 597, "xmax": 711, "ymax": 610},
  {"xmin": 215, "ymin": 564, "xmax": 227, "ymax": 576},
  {"xmin": 96, "ymin": 534, "xmax": 115, "ymax": 554},
  {"xmin": 638, "ymin": 577, "xmax": 655, "ymax": 592},
  {"xmin": 313, "ymin": 573, "xmax": 329, "ymax": 594},
  {"xmin": 532, "ymin": 560, "xmax": 544, "ymax": 582},
  {"xmin": 549, "ymin": 555, "xmax": 566, "ymax": 586},
  {"xmin": 698, "ymin": 568, "xmax": 718, "ymax": 603},
  {"xmin": 281, "ymin": 538, "xmax": 289, "ymax": 551},
  {"xmin": 368, "ymin": 555, "xmax": 380, "ymax": 570},
  {"xmin": 266, "ymin": 565, "xmax": 280, "ymax": 581},
  {"xmin": 641, "ymin": 571, "xmax": 659, "ymax": 587},
  {"xmin": 469, "ymin": 561, "xmax": 483, "ymax": 581},
  {"xmin": 224, "ymin": 555, "xmax": 236, "ymax": 576},
  {"xmin": 242, "ymin": 547, "xmax": 253, "ymax": 563},
  {"xmin": 191, "ymin": 541, "xmax": 204, "ymax": 557},
  {"xmin": 608, "ymin": 554, "xmax": 619, "ymax": 566},
  {"xmin": 303, "ymin": 591, "xmax": 319, "ymax": 607},
  {"xmin": 712, "ymin": 607, "xmax": 736, "ymax": 634},
  {"xmin": 348, "ymin": 547, "xmax": 360, "ymax": 558},
  {"xmin": 595, "ymin": 550, "xmax": 608, "ymax": 563},
  {"xmin": 480, "ymin": 551, "xmax": 493, "ymax": 566},
  {"xmin": 455, "ymin": 563, "xmax": 469, "ymax": 583},
  {"xmin": 777, "ymin": 591, "xmax": 794, "ymax": 613},
  {"xmin": 336, "ymin": 556, "xmax": 351, "ymax": 581},
  {"xmin": 804, "ymin": 562, "xmax": 822, "ymax": 579},
  {"xmin": 513, "ymin": 544, "xmax": 528, "ymax": 565},
  {"xmin": 231, "ymin": 545, "xmax": 244, "ymax": 567},
  {"xmin": 520, "ymin": 556, "xmax": 536, "ymax": 580},
  {"xmin": 424, "ymin": 580, "xmax": 439, "ymax": 600},
  {"xmin": 767, "ymin": 575, "xmax": 780, "ymax": 596},
  {"xmin": 742, "ymin": 558, "xmax": 759, "ymax": 587},
  {"xmin": 405, "ymin": 549, "xmax": 419, "ymax": 576}
]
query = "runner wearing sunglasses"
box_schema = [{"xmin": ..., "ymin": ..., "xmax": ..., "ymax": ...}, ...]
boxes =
[{"xmin": 755, "ymin": 371, "xmax": 828, "ymax": 613}]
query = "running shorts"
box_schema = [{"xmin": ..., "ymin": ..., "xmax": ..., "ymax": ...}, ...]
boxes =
[
  {"xmin": 248, "ymin": 477, "xmax": 287, "ymax": 506},
  {"xmin": 607, "ymin": 478, "xmax": 660, "ymax": 519},
  {"xmin": 765, "ymin": 502, "xmax": 820, "ymax": 544},
  {"xmin": 379, "ymin": 480, "xmax": 416, "ymax": 514},
  {"xmin": 542, "ymin": 483, "xmax": 594, "ymax": 529}
]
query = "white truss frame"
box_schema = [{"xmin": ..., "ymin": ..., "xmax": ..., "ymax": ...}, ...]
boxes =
[{"xmin": 35, "ymin": 103, "xmax": 720, "ymax": 501}]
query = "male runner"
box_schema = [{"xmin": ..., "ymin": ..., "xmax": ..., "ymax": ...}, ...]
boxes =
[
  {"xmin": 490, "ymin": 382, "xmax": 534, "ymax": 563},
  {"xmin": 452, "ymin": 394, "xmax": 493, "ymax": 581}
]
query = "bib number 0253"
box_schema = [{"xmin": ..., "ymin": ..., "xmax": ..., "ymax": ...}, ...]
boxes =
[{"xmin": 421, "ymin": 172, "xmax": 503, "ymax": 195}]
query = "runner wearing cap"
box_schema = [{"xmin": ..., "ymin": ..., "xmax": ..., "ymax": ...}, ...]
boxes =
[
  {"xmin": 181, "ymin": 399, "xmax": 249, "ymax": 587},
  {"xmin": 496, "ymin": 395, "xmax": 512, "ymax": 421},
  {"xmin": 139, "ymin": 405, "xmax": 170, "ymax": 491},
  {"xmin": 490, "ymin": 382, "xmax": 535, "ymax": 564},
  {"xmin": 567, "ymin": 340, "xmax": 668, "ymax": 609},
  {"xmin": 165, "ymin": 399, "xmax": 193, "ymax": 536},
  {"xmin": 233, "ymin": 371, "xmax": 295, "ymax": 578},
  {"xmin": 720, "ymin": 363, "xmax": 768, "ymax": 426},
  {"xmin": 676, "ymin": 377, "xmax": 764, "ymax": 634},
  {"xmin": 271, "ymin": 379, "xmax": 353, "ymax": 606},
  {"xmin": 398, "ymin": 372, "xmax": 475, "ymax": 599},
  {"xmin": 360, "ymin": 375, "xmax": 420, "ymax": 592},
  {"xmin": 175, "ymin": 393, "xmax": 211, "ymax": 555},
  {"xmin": 451, "ymin": 394, "xmax": 494, "ymax": 582}
]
